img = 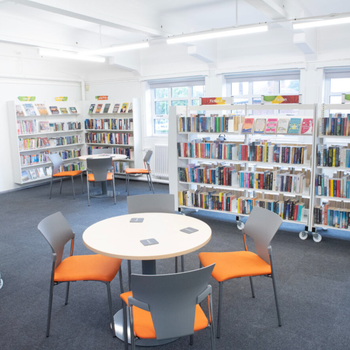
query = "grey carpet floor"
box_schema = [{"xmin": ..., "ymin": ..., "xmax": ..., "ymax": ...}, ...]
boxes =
[{"xmin": 0, "ymin": 178, "xmax": 350, "ymax": 350}]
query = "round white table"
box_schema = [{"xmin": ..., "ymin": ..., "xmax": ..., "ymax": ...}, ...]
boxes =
[{"xmin": 83, "ymin": 212, "xmax": 212, "ymax": 344}]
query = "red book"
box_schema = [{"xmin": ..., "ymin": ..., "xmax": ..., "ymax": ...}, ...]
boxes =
[
  {"xmin": 337, "ymin": 179, "xmax": 340, "ymax": 198},
  {"xmin": 260, "ymin": 173, "xmax": 264, "ymax": 189}
]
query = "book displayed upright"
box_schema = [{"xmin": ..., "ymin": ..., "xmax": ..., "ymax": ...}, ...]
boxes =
[
  {"xmin": 254, "ymin": 118, "xmax": 266, "ymax": 134},
  {"xmin": 95, "ymin": 104, "xmax": 103, "ymax": 113},
  {"xmin": 60, "ymin": 107, "xmax": 68, "ymax": 114},
  {"xmin": 69, "ymin": 107, "xmax": 78, "ymax": 114},
  {"xmin": 23, "ymin": 103, "xmax": 37, "ymax": 116},
  {"xmin": 49, "ymin": 106, "xmax": 60, "ymax": 115},
  {"xmin": 127, "ymin": 103, "xmax": 133, "ymax": 113},
  {"xmin": 16, "ymin": 105, "xmax": 24, "ymax": 117},
  {"xmin": 120, "ymin": 103, "xmax": 129, "ymax": 113},
  {"xmin": 287, "ymin": 118, "xmax": 302, "ymax": 134},
  {"xmin": 113, "ymin": 103, "xmax": 120, "ymax": 113},
  {"xmin": 241, "ymin": 118, "xmax": 254, "ymax": 133},
  {"xmin": 265, "ymin": 118, "xmax": 278, "ymax": 133},
  {"xmin": 277, "ymin": 118, "xmax": 289, "ymax": 133},
  {"xmin": 301, "ymin": 118, "xmax": 313, "ymax": 135},
  {"xmin": 36, "ymin": 104, "xmax": 49, "ymax": 115},
  {"xmin": 103, "ymin": 103, "xmax": 111, "ymax": 113},
  {"xmin": 88, "ymin": 104, "xmax": 95, "ymax": 114}
]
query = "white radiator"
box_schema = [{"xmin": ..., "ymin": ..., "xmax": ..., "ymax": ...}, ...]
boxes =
[{"xmin": 154, "ymin": 144, "xmax": 169, "ymax": 178}]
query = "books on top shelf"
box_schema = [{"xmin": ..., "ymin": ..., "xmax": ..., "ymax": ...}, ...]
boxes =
[
  {"xmin": 88, "ymin": 102, "xmax": 132, "ymax": 114},
  {"xmin": 253, "ymin": 118, "xmax": 266, "ymax": 134},
  {"xmin": 36, "ymin": 104, "xmax": 49, "ymax": 115},
  {"xmin": 287, "ymin": 118, "xmax": 302, "ymax": 134},
  {"xmin": 103, "ymin": 103, "xmax": 111, "ymax": 113},
  {"xmin": 301, "ymin": 118, "xmax": 313, "ymax": 135},
  {"xmin": 113, "ymin": 103, "xmax": 120, "ymax": 113},
  {"xmin": 95, "ymin": 104, "xmax": 103, "ymax": 113},
  {"xmin": 265, "ymin": 118, "xmax": 278, "ymax": 133},
  {"xmin": 85, "ymin": 118, "xmax": 133, "ymax": 131},
  {"xmin": 69, "ymin": 107, "xmax": 78, "ymax": 114},
  {"xmin": 277, "ymin": 118, "xmax": 289, "ymax": 134},
  {"xmin": 16, "ymin": 105, "xmax": 25, "ymax": 117},
  {"xmin": 120, "ymin": 103, "xmax": 129, "ymax": 113},
  {"xmin": 60, "ymin": 107, "xmax": 68, "ymax": 114},
  {"xmin": 319, "ymin": 113, "xmax": 350, "ymax": 136},
  {"xmin": 49, "ymin": 106, "xmax": 60, "ymax": 115},
  {"xmin": 241, "ymin": 118, "xmax": 254, "ymax": 133},
  {"xmin": 88, "ymin": 104, "xmax": 95, "ymax": 114},
  {"xmin": 23, "ymin": 103, "xmax": 37, "ymax": 116},
  {"xmin": 127, "ymin": 103, "xmax": 133, "ymax": 113}
]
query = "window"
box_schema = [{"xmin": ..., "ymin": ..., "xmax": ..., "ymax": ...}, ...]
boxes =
[
  {"xmin": 228, "ymin": 73, "xmax": 300, "ymax": 115},
  {"xmin": 151, "ymin": 83, "xmax": 205, "ymax": 135},
  {"xmin": 324, "ymin": 74, "xmax": 350, "ymax": 103}
]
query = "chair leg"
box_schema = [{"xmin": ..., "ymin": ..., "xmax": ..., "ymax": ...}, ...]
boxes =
[
  {"xmin": 87, "ymin": 176, "xmax": 90, "ymax": 206},
  {"xmin": 59, "ymin": 178, "xmax": 63, "ymax": 194},
  {"xmin": 123, "ymin": 303, "xmax": 129, "ymax": 350},
  {"xmin": 181, "ymin": 255, "xmax": 185, "ymax": 272},
  {"xmin": 175, "ymin": 257, "xmax": 178, "ymax": 273},
  {"xmin": 71, "ymin": 177, "xmax": 76, "ymax": 199},
  {"xmin": 189, "ymin": 334, "xmax": 194, "ymax": 345},
  {"xmin": 128, "ymin": 260, "xmax": 132, "ymax": 291},
  {"xmin": 148, "ymin": 173, "xmax": 155, "ymax": 193},
  {"xmin": 270, "ymin": 255, "xmax": 282, "ymax": 326},
  {"xmin": 81, "ymin": 173, "xmax": 84, "ymax": 194},
  {"xmin": 217, "ymin": 282, "xmax": 223, "ymax": 338},
  {"xmin": 46, "ymin": 262, "xmax": 55, "ymax": 337},
  {"xmin": 112, "ymin": 176, "xmax": 116, "ymax": 204},
  {"xmin": 49, "ymin": 176, "xmax": 53, "ymax": 199},
  {"xmin": 128, "ymin": 306, "xmax": 135, "ymax": 350},
  {"xmin": 249, "ymin": 276, "xmax": 255, "ymax": 298},
  {"xmin": 106, "ymin": 282, "xmax": 116, "ymax": 337},
  {"xmin": 126, "ymin": 174, "xmax": 129, "ymax": 195},
  {"xmin": 209, "ymin": 294, "xmax": 216, "ymax": 350},
  {"xmin": 65, "ymin": 282, "xmax": 70, "ymax": 305}
]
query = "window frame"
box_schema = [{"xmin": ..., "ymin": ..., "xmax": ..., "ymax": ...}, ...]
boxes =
[{"xmin": 324, "ymin": 70, "xmax": 350, "ymax": 104}]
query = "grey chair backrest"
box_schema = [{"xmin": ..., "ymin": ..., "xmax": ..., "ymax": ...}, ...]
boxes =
[
  {"xmin": 87, "ymin": 157, "xmax": 113, "ymax": 182},
  {"xmin": 243, "ymin": 206, "xmax": 283, "ymax": 264},
  {"xmin": 37, "ymin": 212, "xmax": 74, "ymax": 268},
  {"xmin": 143, "ymin": 150, "xmax": 153, "ymax": 171},
  {"xmin": 48, "ymin": 153, "xmax": 63, "ymax": 175},
  {"xmin": 127, "ymin": 194, "xmax": 175, "ymax": 214},
  {"xmin": 92, "ymin": 148, "xmax": 113, "ymax": 155},
  {"xmin": 130, "ymin": 264, "xmax": 215, "ymax": 340}
]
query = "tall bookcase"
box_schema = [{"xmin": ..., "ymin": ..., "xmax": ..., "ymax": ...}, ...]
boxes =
[
  {"xmin": 83, "ymin": 97, "xmax": 141, "ymax": 175},
  {"xmin": 312, "ymin": 103, "xmax": 350, "ymax": 241},
  {"xmin": 169, "ymin": 103, "xmax": 318, "ymax": 240},
  {"xmin": 7, "ymin": 100, "xmax": 85, "ymax": 185}
]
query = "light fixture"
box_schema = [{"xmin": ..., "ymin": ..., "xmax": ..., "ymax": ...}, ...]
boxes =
[
  {"xmin": 39, "ymin": 48, "xmax": 105, "ymax": 63},
  {"xmin": 167, "ymin": 24, "xmax": 268, "ymax": 44},
  {"xmin": 293, "ymin": 15, "xmax": 350, "ymax": 29},
  {"xmin": 81, "ymin": 41, "xmax": 149, "ymax": 56}
]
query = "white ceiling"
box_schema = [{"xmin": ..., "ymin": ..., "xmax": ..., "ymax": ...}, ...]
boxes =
[{"xmin": 0, "ymin": 0, "xmax": 350, "ymax": 53}]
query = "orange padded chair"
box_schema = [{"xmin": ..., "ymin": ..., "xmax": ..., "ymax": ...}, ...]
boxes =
[
  {"xmin": 199, "ymin": 206, "xmax": 283, "ymax": 338},
  {"xmin": 48, "ymin": 153, "xmax": 84, "ymax": 199},
  {"xmin": 125, "ymin": 150, "xmax": 154, "ymax": 195},
  {"xmin": 38, "ymin": 212, "xmax": 123, "ymax": 337}
]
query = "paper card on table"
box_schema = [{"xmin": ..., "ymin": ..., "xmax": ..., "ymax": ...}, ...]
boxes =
[
  {"xmin": 140, "ymin": 238, "xmax": 158, "ymax": 246},
  {"xmin": 180, "ymin": 227, "xmax": 198, "ymax": 234},
  {"xmin": 130, "ymin": 218, "xmax": 144, "ymax": 223}
]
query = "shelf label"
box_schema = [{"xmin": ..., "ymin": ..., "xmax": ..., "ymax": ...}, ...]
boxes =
[
  {"xmin": 95, "ymin": 95, "xmax": 108, "ymax": 100},
  {"xmin": 200, "ymin": 97, "xmax": 233, "ymax": 105},
  {"xmin": 55, "ymin": 96, "xmax": 68, "ymax": 101},
  {"xmin": 342, "ymin": 93, "xmax": 350, "ymax": 104},
  {"xmin": 18, "ymin": 96, "xmax": 35, "ymax": 101},
  {"xmin": 261, "ymin": 95, "xmax": 300, "ymax": 104}
]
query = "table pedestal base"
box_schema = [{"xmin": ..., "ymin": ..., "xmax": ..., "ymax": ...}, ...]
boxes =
[{"xmin": 113, "ymin": 309, "xmax": 178, "ymax": 346}]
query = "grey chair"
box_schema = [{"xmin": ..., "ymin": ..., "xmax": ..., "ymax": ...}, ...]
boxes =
[
  {"xmin": 92, "ymin": 148, "xmax": 113, "ymax": 155},
  {"xmin": 86, "ymin": 157, "xmax": 116, "ymax": 205},
  {"xmin": 127, "ymin": 194, "xmax": 184, "ymax": 289},
  {"xmin": 37, "ymin": 212, "xmax": 123, "ymax": 337},
  {"xmin": 121, "ymin": 265, "xmax": 215, "ymax": 350},
  {"xmin": 125, "ymin": 150, "xmax": 154, "ymax": 195},
  {"xmin": 199, "ymin": 206, "xmax": 283, "ymax": 338},
  {"xmin": 48, "ymin": 153, "xmax": 84, "ymax": 199}
]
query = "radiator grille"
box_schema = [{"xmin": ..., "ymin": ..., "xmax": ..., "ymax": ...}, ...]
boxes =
[{"xmin": 154, "ymin": 144, "xmax": 169, "ymax": 178}]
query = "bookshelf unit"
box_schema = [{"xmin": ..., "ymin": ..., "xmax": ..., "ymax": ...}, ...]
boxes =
[
  {"xmin": 312, "ymin": 104, "xmax": 350, "ymax": 241},
  {"xmin": 169, "ymin": 103, "xmax": 317, "ymax": 240},
  {"xmin": 7, "ymin": 100, "xmax": 85, "ymax": 185},
  {"xmin": 83, "ymin": 98, "xmax": 141, "ymax": 175}
]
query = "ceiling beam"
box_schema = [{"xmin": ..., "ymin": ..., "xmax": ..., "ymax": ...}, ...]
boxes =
[{"xmin": 10, "ymin": 0, "xmax": 167, "ymax": 37}]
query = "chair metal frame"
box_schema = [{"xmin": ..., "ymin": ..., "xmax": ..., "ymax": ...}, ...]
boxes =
[
  {"xmin": 125, "ymin": 150, "xmax": 154, "ymax": 196},
  {"xmin": 200, "ymin": 206, "xmax": 283, "ymax": 338},
  {"xmin": 48, "ymin": 153, "xmax": 84, "ymax": 200},
  {"xmin": 124, "ymin": 265, "xmax": 215, "ymax": 350},
  {"xmin": 86, "ymin": 157, "xmax": 116, "ymax": 206},
  {"xmin": 126, "ymin": 194, "xmax": 184, "ymax": 290},
  {"xmin": 38, "ymin": 212, "xmax": 123, "ymax": 337}
]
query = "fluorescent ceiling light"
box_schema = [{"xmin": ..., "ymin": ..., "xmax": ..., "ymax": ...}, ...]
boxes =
[
  {"xmin": 167, "ymin": 25, "xmax": 268, "ymax": 44},
  {"xmin": 293, "ymin": 16, "xmax": 350, "ymax": 29},
  {"xmin": 81, "ymin": 42, "xmax": 149, "ymax": 56},
  {"xmin": 39, "ymin": 48, "xmax": 105, "ymax": 63}
]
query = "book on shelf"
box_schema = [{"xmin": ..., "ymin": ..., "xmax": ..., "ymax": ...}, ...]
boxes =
[
  {"xmin": 265, "ymin": 118, "xmax": 278, "ymax": 133},
  {"xmin": 127, "ymin": 103, "xmax": 133, "ymax": 113},
  {"xmin": 60, "ymin": 107, "xmax": 68, "ymax": 114},
  {"xmin": 29, "ymin": 169, "xmax": 38, "ymax": 179},
  {"xmin": 23, "ymin": 103, "xmax": 37, "ymax": 116},
  {"xmin": 120, "ymin": 103, "xmax": 129, "ymax": 113},
  {"xmin": 69, "ymin": 107, "xmax": 78, "ymax": 114},
  {"xmin": 103, "ymin": 103, "xmax": 111, "ymax": 113},
  {"xmin": 241, "ymin": 118, "xmax": 254, "ymax": 133},
  {"xmin": 319, "ymin": 113, "xmax": 350, "ymax": 136},
  {"xmin": 42, "ymin": 137, "xmax": 51, "ymax": 147},
  {"xmin": 95, "ymin": 104, "xmax": 103, "ymax": 113},
  {"xmin": 36, "ymin": 104, "xmax": 49, "ymax": 115},
  {"xmin": 301, "ymin": 118, "xmax": 313, "ymax": 135},
  {"xmin": 277, "ymin": 118, "xmax": 289, "ymax": 133},
  {"xmin": 113, "ymin": 103, "xmax": 120, "ymax": 113},
  {"xmin": 37, "ymin": 168, "xmax": 46, "ymax": 178},
  {"xmin": 254, "ymin": 118, "xmax": 266, "ymax": 134},
  {"xmin": 88, "ymin": 104, "xmax": 95, "ymax": 114},
  {"xmin": 287, "ymin": 118, "xmax": 302, "ymax": 134},
  {"xmin": 21, "ymin": 170, "xmax": 30, "ymax": 182},
  {"xmin": 49, "ymin": 106, "xmax": 60, "ymax": 115},
  {"xmin": 39, "ymin": 121, "xmax": 50, "ymax": 132},
  {"xmin": 16, "ymin": 104, "xmax": 25, "ymax": 117},
  {"xmin": 46, "ymin": 167, "xmax": 52, "ymax": 177}
]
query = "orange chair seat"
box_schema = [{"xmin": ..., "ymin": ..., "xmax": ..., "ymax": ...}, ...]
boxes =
[
  {"xmin": 88, "ymin": 173, "xmax": 114, "ymax": 182},
  {"xmin": 53, "ymin": 170, "xmax": 83, "ymax": 177},
  {"xmin": 54, "ymin": 254, "xmax": 121, "ymax": 282},
  {"xmin": 120, "ymin": 291, "xmax": 208, "ymax": 339},
  {"xmin": 199, "ymin": 251, "xmax": 271, "ymax": 282},
  {"xmin": 125, "ymin": 168, "xmax": 149, "ymax": 174}
]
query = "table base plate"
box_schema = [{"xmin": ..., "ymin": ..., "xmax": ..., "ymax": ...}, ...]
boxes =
[{"xmin": 114, "ymin": 309, "xmax": 178, "ymax": 346}]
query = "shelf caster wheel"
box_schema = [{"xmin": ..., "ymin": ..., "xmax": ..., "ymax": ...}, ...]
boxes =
[
  {"xmin": 312, "ymin": 233, "xmax": 322, "ymax": 243},
  {"xmin": 237, "ymin": 220, "xmax": 245, "ymax": 231},
  {"xmin": 299, "ymin": 231, "xmax": 308, "ymax": 240}
]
